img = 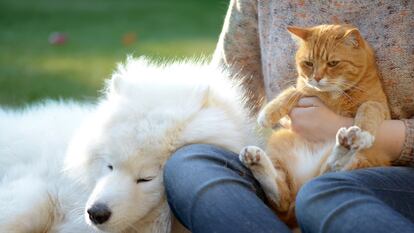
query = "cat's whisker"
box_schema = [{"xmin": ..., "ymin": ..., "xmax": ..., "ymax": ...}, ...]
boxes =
[
  {"xmin": 324, "ymin": 79, "xmax": 367, "ymax": 95},
  {"xmin": 334, "ymin": 87, "xmax": 357, "ymax": 106},
  {"xmin": 337, "ymin": 81, "xmax": 368, "ymax": 93}
]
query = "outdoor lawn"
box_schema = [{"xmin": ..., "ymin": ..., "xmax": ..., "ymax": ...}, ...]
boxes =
[{"xmin": 0, "ymin": 0, "xmax": 228, "ymax": 107}]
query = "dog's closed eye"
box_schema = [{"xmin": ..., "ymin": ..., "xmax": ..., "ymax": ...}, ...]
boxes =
[{"xmin": 136, "ymin": 177, "xmax": 153, "ymax": 184}]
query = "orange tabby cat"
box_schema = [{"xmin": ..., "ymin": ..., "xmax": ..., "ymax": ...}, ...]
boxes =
[{"xmin": 239, "ymin": 24, "xmax": 391, "ymax": 227}]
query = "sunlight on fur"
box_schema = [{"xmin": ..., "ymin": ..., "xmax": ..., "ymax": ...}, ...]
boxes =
[
  {"xmin": 240, "ymin": 24, "xmax": 391, "ymax": 228},
  {"xmin": 0, "ymin": 57, "xmax": 260, "ymax": 233}
]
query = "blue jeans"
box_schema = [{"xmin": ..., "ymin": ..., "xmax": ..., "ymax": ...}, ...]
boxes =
[
  {"xmin": 164, "ymin": 144, "xmax": 414, "ymax": 233},
  {"xmin": 164, "ymin": 144, "xmax": 291, "ymax": 233},
  {"xmin": 296, "ymin": 166, "xmax": 414, "ymax": 233}
]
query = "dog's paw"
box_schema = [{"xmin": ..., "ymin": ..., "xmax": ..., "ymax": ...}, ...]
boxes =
[
  {"xmin": 336, "ymin": 126, "xmax": 374, "ymax": 151},
  {"xmin": 239, "ymin": 146, "xmax": 265, "ymax": 167}
]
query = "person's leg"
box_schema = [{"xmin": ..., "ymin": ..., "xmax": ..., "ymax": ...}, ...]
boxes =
[
  {"xmin": 296, "ymin": 167, "xmax": 414, "ymax": 233},
  {"xmin": 164, "ymin": 144, "xmax": 291, "ymax": 233}
]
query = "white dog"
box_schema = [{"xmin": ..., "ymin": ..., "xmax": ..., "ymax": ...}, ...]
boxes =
[{"xmin": 0, "ymin": 57, "xmax": 259, "ymax": 233}]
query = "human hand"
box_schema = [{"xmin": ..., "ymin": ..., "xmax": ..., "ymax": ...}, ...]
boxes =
[{"xmin": 285, "ymin": 97, "xmax": 353, "ymax": 142}]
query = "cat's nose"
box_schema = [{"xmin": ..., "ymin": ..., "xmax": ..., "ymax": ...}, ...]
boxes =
[{"xmin": 314, "ymin": 75, "xmax": 323, "ymax": 82}]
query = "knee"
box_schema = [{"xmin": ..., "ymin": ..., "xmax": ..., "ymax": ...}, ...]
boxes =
[
  {"xmin": 164, "ymin": 144, "xmax": 241, "ymax": 217},
  {"xmin": 295, "ymin": 172, "xmax": 362, "ymax": 231}
]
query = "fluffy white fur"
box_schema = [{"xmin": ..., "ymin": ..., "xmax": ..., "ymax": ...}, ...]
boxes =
[
  {"xmin": 0, "ymin": 57, "xmax": 259, "ymax": 233},
  {"xmin": 0, "ymin": 101, "xmax": 94, "ymax": 233}
]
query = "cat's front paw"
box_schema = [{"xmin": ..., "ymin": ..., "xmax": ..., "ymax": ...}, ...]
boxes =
[
  {"xmin": 336, "ymin": 126, "xmax": 374, "ymax": 151},
  {"xmin": 257, "ymin": 109, "xmax": 282, "ymax": 128},
  {"xmin": 257, "ymin": 109, "xmax": 272, "ymax": 128},
  {"xmin": 239, "ymin": 146, "xmax": 265, "ymax": 167}
]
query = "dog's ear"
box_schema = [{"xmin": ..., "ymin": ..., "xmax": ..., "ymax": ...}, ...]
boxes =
[
  {"xmin": 107, "ymin": 56, "xmax": 154, "ymax": 95},
  {"xmin": 107, "ymin": 58, "xmax": 135, "ymax": 95},
  {"xmin": 109, "ymin": 75, "xmax": 122, "ymax": 94}
]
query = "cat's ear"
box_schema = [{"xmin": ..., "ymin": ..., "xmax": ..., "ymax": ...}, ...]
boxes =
[
  {"xmin": 287, "ymin": 26, "xmax": 311, "ymax": 41},
  {"xmin": 343, "ymin": 28, "xmax": 364, "ymax": 48}
]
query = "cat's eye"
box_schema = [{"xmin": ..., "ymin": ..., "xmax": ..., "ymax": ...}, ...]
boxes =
[
  {"xmin": 136, "ymin": 177, "xmax": 154, "ymax": 184},
  {"xmin": 327, "ymin": 61, "xmax": 340, "ymax": 67},
  {"xmin": 107, "ymin": 165, "xmax": 113, "ymax": 171},
  {"xmin": 303, "ymin": 61, "xmax": 313, "ymax": 67}
]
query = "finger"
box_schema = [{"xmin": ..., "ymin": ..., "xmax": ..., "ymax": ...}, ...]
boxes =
[
  {"xmin": 296, "ymin": 96, "xmax": 323, "ymax": 108},
  {"xmin": 289, "ymin": 107, "xmax": 314, "ymax": 119}
]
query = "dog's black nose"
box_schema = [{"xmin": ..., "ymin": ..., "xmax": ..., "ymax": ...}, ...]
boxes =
[{"xmin": 87, "ymin": 203, "xmax": 112, "ymax": 224}]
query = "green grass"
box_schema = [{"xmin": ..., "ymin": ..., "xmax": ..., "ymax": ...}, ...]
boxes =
[{"xmin": 0, "ymin": 0, "xmax": 228, "ymax": 106}]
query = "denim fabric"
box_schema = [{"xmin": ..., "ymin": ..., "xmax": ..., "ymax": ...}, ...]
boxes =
[
  {"xmin": 296, "ymin": 167, "xmax": 414, "ymax": 233},
  {"xmin": 164, "ymin": 144, "xmax": 291, "ymax": 233}
]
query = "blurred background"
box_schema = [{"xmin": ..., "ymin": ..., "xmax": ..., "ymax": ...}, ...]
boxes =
[{"xmin": 0, "ymin": 0, "xmax": 228, "ymax": 107}]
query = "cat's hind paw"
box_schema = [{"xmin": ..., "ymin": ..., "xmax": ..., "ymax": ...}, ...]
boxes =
[
  {"xmin": 336, "ymin": 126, "xmax": 374, "ymax": 151},
  {"xmin": 239, "ymin": 146, "xmax": 265, "ymax": 167}
]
